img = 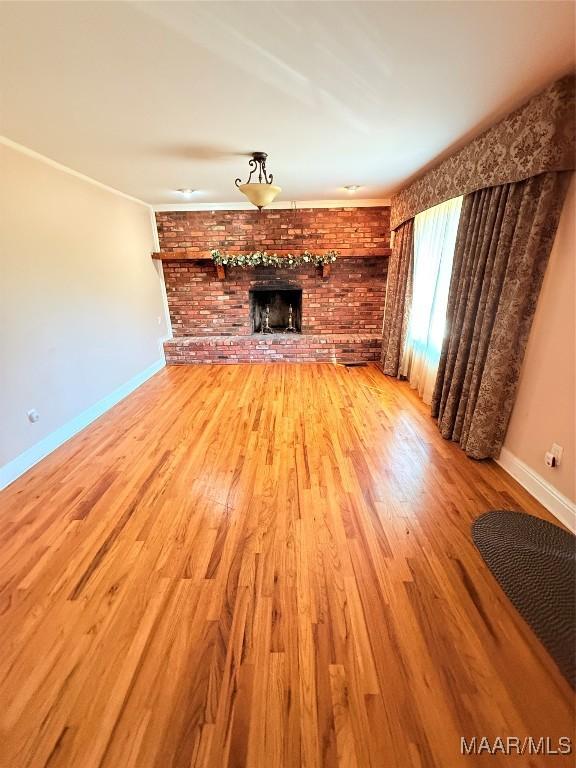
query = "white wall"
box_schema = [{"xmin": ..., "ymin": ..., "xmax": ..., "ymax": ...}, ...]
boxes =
[
  {"xmin": 500, "ymin": 174, "xmax": 575, "ymax": 528},
  {"xmin": 0, "ymin": 140, "xmax": 169, "ymax": 486}
]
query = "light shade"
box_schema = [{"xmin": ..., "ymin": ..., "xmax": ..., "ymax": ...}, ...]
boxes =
[{"xmin": 238, "ymin": 183, "xmax": 281, "ymax": 210}]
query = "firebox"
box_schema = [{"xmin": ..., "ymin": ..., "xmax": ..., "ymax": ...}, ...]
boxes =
[{"xmin": 249, "ymin": 288, "xmax": 302, "ymax": 334}]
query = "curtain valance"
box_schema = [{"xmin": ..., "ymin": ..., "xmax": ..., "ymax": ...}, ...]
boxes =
[{"xmin": 390, "ymin": 74, "xmax": 575, "ymax": 230}]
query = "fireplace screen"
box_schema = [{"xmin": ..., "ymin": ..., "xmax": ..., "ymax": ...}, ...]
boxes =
[{"xmin": 250, "ymin": 288, "xmax": 302, "ymax": 334}]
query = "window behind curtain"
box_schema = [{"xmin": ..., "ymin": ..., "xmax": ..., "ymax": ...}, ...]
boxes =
[{"xmin": 402, "ymin": 196, "xmax": 463, "ymax": 404}]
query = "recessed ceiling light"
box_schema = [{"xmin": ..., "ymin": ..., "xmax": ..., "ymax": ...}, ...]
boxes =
[
  {"xmin": 344, "ymin": 185, "xmax": 360, "ymax": 192},
  {"xmin": 176, "ymin": 188, "xmax": 197, "ymax": 197}
]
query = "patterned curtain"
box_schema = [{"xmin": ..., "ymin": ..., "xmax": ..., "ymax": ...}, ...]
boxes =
[
  {"xmin": 381, "ymin": 219, "xmax": 414, "ymax": 376},
  {"xmin": 431, "ymin": 171, "xmax": 572, "ymax": 459}
]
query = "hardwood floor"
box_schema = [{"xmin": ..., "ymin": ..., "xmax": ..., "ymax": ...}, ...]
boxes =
[{"xmin": 0, "ymin": 363, "xmax": 573, "ymax": 768}]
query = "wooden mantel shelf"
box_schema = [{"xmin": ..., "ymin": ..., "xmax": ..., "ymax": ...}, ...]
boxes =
[
  {"xmin": 151, "ymin": 247, "xmax": 391, "ymax": 262},
  {"xmin": 152, "ymin": 247, "xmax": 390, "ymax": 280}
]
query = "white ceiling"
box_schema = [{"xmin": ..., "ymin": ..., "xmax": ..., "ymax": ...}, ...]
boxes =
[{"xmin": 1, "ymin": 1, "xmax": 574, "ymax": 209}]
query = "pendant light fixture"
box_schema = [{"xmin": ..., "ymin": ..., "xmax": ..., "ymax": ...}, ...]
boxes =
[{"xmin": 235, "ymin": 151, "xmax": 281, "ymax": 210}]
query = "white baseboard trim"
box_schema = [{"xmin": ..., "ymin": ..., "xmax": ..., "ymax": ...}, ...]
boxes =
[
  {"xmin": 496, "ymin": 447, "xmax": 576, "ymax": 532},
  {"xmin": 0, "ymin": 358, "xmax": 165, "ymax": 492}
]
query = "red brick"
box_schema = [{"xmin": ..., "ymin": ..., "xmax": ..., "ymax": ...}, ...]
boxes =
[
  {"xmin": 156, "ymin": 207, "xmax": 390, "ymax": 256},
  {"xmin": 158, "ymin": 207, "xmax": 390, "ymax": 364}
]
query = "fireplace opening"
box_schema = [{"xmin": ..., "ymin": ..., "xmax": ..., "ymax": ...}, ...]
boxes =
[{"xmin": 250, "ymin": 288, "xmax": 302, "ymax": 334}]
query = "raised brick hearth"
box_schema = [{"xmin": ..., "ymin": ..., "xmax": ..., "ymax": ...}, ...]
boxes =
[
  {"xmin": 164, "ymin": 333, "xmax": 382, "ymax": 364},
  {"xmin": 157, "ymin": 206, "xmax": 390, "ymax": 364}
]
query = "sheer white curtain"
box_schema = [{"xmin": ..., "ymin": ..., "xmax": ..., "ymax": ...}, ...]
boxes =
[{"xmin": 401, "ymin": 196, "xmax": 463, "ymax": 404}]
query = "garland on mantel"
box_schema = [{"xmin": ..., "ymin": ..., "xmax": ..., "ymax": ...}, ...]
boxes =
[{"xmin": 211, "ymin": 249, "xmax": 338, "ymax": 269}]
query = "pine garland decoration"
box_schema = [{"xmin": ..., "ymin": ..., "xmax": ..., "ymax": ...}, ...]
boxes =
[{"xmin": 211, "ymin": 249, "xmax": 338, "ymax": 269}]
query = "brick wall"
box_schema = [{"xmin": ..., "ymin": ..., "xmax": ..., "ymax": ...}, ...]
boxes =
[
  {"xmin": 163, "ymin": 258, "xmax": 387, "ymax": 336},
  {"xmin": 157, "ymin": 206, "xmax": 389, "ymax": 363},
  {"xmin": 155, "ymin": 206, "xmax": 390, "ymax": 257}
]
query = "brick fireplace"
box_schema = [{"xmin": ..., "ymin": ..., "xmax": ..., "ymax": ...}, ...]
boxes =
[{"xmin": 155, "ymin": 206, "xmax": 390, "ymax": 364}]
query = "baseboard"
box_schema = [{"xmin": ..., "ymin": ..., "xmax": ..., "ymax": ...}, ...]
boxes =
[
  {"xmin": 0, "ymin": 358, "xmax": 165, "ymax": 491},
  {"xmin": 496, "ymin": 447, "xmax": 576, "ymax": 532}
]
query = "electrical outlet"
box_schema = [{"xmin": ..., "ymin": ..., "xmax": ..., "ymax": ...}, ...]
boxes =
[
  {"xmin": 27, "ymin": 409, "xmax": 39, "ymax": 423},
  {"xmin": 551, "ymin": 443, "xmax": 563, "ymax": 466}
]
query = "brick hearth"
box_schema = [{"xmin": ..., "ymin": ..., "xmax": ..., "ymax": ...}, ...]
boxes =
[
  {"xmin": 164, "ymin": 333, "xmax": 382, "ymax": 364},
  {"xmin": 157, "ymin": 207, "xmax": 390, "ymax": 364}
]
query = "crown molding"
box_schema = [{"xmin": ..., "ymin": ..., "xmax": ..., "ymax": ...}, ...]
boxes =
[
  {"xmin": 0, "ymin": 138, "xmax": 391, "ymax": 214},
  {"xmin": 0, "ymin": 136, "xmax": 151, "ymax": 209},
  {"xmin": 153, "ymin": 198, "xmax": 391, "ymax": 213}
]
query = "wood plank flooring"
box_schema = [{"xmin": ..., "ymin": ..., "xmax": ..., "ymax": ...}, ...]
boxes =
[{"xmin": 0, "ymin": 363, "xmax": 573, "ymax": 768}]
